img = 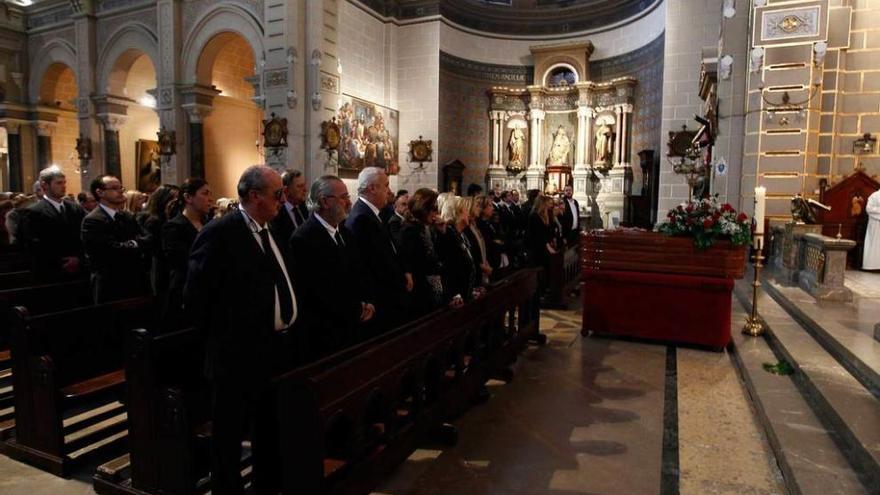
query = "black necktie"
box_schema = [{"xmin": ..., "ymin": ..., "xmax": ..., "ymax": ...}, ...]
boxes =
[
  {"xmin": 292, "ymin": 206, "xmax": 304, "ymax": 227},
  {"xmin": 258, "ymin": 229, "xmax": 294, "ymax": 325},
  {"xmin": 334, "ymin": 230, "xmax": 345, "ymax": 247}
]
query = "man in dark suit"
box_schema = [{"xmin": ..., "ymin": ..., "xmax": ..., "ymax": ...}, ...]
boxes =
[
  {"xmin": 290, "ymin": 175, "xmax": 374, "ymax": 355},
  {"xmin": 21, "ymin": 166, "xmax": 86, "ymax": 282},
  {"xmin": 185, "ymin": 165, "xmax": 299, "ymax": 495},
  {"xmin": 81, "ymin": 175, "xmax": 150, "ymax": 303},
  {"xmin": 560, "ymin": 184, "xmax": 581, "ymax": 244},
  {"xmin": 269, "ymin": 169, "xmax": 308, "ymax": 243},
  {"xmin": 345, "ymin": 167, "xmax": 412, "ymax": 332},
  {"xmin": 386, "ymin": 189, "xmax": 409, "ymax": 248}
]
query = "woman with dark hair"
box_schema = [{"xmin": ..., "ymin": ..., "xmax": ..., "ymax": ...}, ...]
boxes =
[
  {"xmin": 399, "ymin": 188, "xmax": 443, "ymax": 317},
  {"xmin": 161, "ymin": 178, "xmax": 212, "ymax": 329},
  {"xmin": 140, "ymin": 184, "xmax": 180, "ymax": 295}
]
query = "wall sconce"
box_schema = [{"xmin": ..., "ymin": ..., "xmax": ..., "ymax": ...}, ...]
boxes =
[
  {"xmin": 854, "ymin": 133, "xmax": 876, "ymax": 155},
  {"xmin": 157, "ymin": 126, "xmax": 176, "ymax": 156},
  {"xmin": 75, "ymin": 136, "xmax": 92, "ymax": 161},
  {"xmin": 813, "ymin": 41, "xmax": 828, "ymax": 67}
]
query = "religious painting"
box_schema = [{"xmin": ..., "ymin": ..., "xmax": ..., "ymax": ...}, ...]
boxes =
[
  {"xmin": 543, "ymin": 112, "xmax": 577, "ymax": 168},
  {"xmin": 335, "ymin": 94, "xmax": 399, "ymax": 175},
  {"xmin": 135, "ymin": 139, "xmax": 161, "ymax": 194}
]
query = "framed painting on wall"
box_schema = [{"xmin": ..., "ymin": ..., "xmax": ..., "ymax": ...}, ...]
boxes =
[
  {"xmin": 335, "ymin": 94, "xmax": 399, "ymax": 175},
  {"xmin": 135, "ymin": 139, "xmax": 161, "ymax": 194}
]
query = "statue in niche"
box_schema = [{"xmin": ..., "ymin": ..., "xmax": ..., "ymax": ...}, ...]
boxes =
[
  {"xmin": 546, "ymin": 126, "xmax": 571, "ymax": 167},
  {"xmin": 595, "ymin": 123, "xmax": 615, "ymax": 163},
  {"xmin": 508, "ymin": 127, "xmax": 526, "ymax": 170}
]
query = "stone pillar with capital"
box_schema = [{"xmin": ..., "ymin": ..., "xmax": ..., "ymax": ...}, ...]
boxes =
[
  {"xmin": 526, "ymin": 88, "xmax": 546, "ymax": 191},
  {"xmin": 572, "ymin": 105, "xmax": 594, "ymax": 210},
  {"xmin": 487, "ymin": 110, "xmax": 507, "ymax": 192},
  {"xmin": 34, "ymin": 122, "xmax": 55, "ymax": 171},
  {"xmin": 6, "ymin": 122, "xmax": 23, "ymax": 192},
  {"xmin": 73, "ymin": 6, "xmax": 104, "ymax": 189},
  {"xmin": 180, "ymin": 85, "xmax": 219, "ymax": 180},
  {"xmin": 96, "ymin": 114, "xmax": 128, "ymax": 178}
]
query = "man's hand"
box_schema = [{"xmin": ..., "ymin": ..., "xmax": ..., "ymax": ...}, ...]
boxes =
[
  {"xmin": 61, "ymin": 257, "xmax": 80, "ymax": 274},
  {"xmin": 404, "ymin": 272, "xmax": 414, "ymax": 292},
  {"xmin": 449, "ymin": 295, "xmax": 464, "ymax": 308}
]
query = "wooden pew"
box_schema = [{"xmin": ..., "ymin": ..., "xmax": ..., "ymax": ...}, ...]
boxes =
[
  {"xmin": 0, "ymin": 252, "xmax": 30, "ymax": 274},
  {"xmin": 3, "ymin": 297, "xmax": 155, "ymax": 476},
  {"xmin": 276, "ymin": 267, "xmax": 542, "ymax": 495},
  {"xmin": 0, "ymin": 279, "xmax": 93, "ymax": 438},
  {"xmin": 543, "ymin": 244, "xmax": 581, "ymax": 309},
  {"xmin": 93, "ymin": 268, "xmax": 542, "ymax": 495},
  {"xmin": 0, "ymin": 270, "xmax": 33, "ymax": 290}
]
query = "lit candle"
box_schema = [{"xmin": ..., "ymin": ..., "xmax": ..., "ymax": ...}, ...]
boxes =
[{"xmin": 754, "ymin": 186, "xmax": 766, "ymax": 236}]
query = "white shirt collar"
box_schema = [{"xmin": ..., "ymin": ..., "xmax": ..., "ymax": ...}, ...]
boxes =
[
  {"xmin": 44, "ymin": 196, "xmax": 64, "ymax": 212},
  {"xmin": 239, "ymin": 206, "xmax": 268, "ymax": 232},
  {"xmin": 359, "ymin": 197, "xmax": 381, "ymax": 217},
  {"xmin": 395, "ymin": 211, "xmax": 406, "ymax": 221},
  {"xmin": 99, "ymin": 203, "xmax": 117, "ymax": 219},
  {"xmin": 313, "ymin": 212, "xmax": 340, "ymax": 241}
]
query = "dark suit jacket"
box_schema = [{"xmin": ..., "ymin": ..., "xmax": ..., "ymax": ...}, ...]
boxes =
[
  {"xmin": 386, "ymin": 212, "xmax": 405, "ymax": 248},
  {"xmin": 344, "ymin": 199, "xmax": 410, "ymax": 329},
  {"xmin": 437, "ymin": 228, "xmax": 476, "ymax": 303},
  {"xmin": 269, "ymin": 202, "xmax": 308, "ymax": 247},
  {"xmin": 289, "ymin": 214, "xmax": 372, "ymax": 357},
  {"xmin": 399, "ymin": 221, "xmax": 443, "ymax": 316},
  {"xmin": 161, "ymin": 213, "xmax": 200, "ymax": 329},
  {"xmin": 185, "ymin": 211, "xmax": 304, "ymax": 381},
  {"xmin": 526, "ymin": 213, "xmax": 554, "ymax": 267},
  {"xmin": 22, "ymin": 198, "xmax": 86, "ymax": 282},
  {"xmin": 81, "ymin": 206, "xmax": 150, "ymax": 303},
  {"xmin": 560, "ymin": 197, "xmax": 581, "ymax": 240}
]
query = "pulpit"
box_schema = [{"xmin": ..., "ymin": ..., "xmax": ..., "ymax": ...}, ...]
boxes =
[{"xmin": 580, "ymin": 230, "xmax": 747, "ymax": 350}]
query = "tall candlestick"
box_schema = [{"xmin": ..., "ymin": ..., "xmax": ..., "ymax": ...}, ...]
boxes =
[{"xmin": 754, "ymin": 186, "xmax": 766, "ymax": 235}]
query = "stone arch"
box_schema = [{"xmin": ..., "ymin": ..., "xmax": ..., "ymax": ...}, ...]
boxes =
[
  {"xmin": 28, "ymin": 39, "xmax": 77, "ymax": 104},
  {"xmin": 542, "ymin": 63, "xmax": 580, "ymax": 86},
  {"xmin": 535, "ymin": 55, "xmax": 585, "ymax": 85},
  {"xmin": 181, "ymin": 4, "xmax": 264, "ymax": 86},
  {"xmin": 96, "ymin": 23, "xmax": 159, "ymax": 96}
]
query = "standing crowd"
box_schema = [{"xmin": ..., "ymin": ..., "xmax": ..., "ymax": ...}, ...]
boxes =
[{"xmin": 1, "ymin": 163, "xmax": 582, "ymax": 494}]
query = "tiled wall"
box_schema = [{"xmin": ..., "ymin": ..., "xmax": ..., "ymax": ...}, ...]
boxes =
[{"xmin": 657, "ymin": 0, "xmax": 724, "ymax": 214}]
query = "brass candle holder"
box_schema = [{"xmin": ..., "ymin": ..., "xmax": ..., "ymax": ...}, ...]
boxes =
[{"xmin": 742, "ymin": 235, "xmax": 766, "ymax": 337}]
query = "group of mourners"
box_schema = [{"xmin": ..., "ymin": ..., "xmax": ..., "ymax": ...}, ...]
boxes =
[{"xmin": 2, "ymin": 163, "xmax": 583, "ymax": 495}]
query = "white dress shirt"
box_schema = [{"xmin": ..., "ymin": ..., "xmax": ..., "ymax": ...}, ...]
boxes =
[
  {"xmin": 239, "ymin": 208, "xmax": 298, "ymax": 330},
  {"xmin": 99, "ymin": 203, "xmax": 118, "ymax": 220},
  {"xmin": 314, "ymin": 212, "xmax": 343, "ymax": 246},
  {"xmin": 566, "ymin": 198, "xmax": 579, "ymax": 230},
  {"xmin": 44, "ymin": 195, "xmax": 65, "ymax": 213}
]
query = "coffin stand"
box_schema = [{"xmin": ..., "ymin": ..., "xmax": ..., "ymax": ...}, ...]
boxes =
[{"xmin": 580, "ymin": 230, "xmax": 747, "ymax": 350}]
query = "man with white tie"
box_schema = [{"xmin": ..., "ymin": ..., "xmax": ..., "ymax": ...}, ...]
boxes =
[{"xmin": 185, "ymin": 165, "xmax": 300, "ymax": 495}]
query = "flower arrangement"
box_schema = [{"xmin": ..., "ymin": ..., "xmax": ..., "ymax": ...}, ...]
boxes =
[{"xmin": 658, "ymin": 195, "xmax": 751, "ymax": 249}]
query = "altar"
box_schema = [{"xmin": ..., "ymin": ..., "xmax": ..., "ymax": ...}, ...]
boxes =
[{"xmin": 486, "ymin": 42, "xmax": 638, "ymax": 226}]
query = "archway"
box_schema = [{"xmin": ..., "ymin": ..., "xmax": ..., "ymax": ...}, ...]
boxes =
[
  {"xmin": 38, "ymin": 62, "xmax": 80, "ymax": 194},
  {"xmin": 197, "ymin": 32, "xmax": 262, "ymax": 199},
  {"xmin": 105, "ymin": 50, "xmax": 161, "ymax": 193}
]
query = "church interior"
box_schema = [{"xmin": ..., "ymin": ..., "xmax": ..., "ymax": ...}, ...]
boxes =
[{"xmin": 0, "ymin": 0, "xmax": 879, "ymax": 494}]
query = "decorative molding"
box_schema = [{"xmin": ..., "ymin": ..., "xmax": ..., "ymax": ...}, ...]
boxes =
[
  {"xmin": 26, "ymin": 4, "xmax": 74, "ymax": 30},
  {"xmin": 320, "ymin": 72, "xmax": 340, "ymax": 94},
  {"xmin": 754, "ymin": 0, "xmax": 828, "ymax": 47},
  {"xmin": 440, "ymin": 51, "xmax": 533, "ymax": 85},
  {"xmin": 265, "ymin": 69, "xmax": 288, "ymax": 88}
]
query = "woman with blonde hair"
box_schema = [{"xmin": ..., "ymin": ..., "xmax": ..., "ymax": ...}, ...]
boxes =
[
  {"xmin": 527, "ymin": 195, "xmax": 557, "ymax": 268},
  {"xmin": 437, "ymin": 195, "xmax": 481, "ymax": 307},
  {"xmin": 462, "ymin": 195, "xmax": 492, "ymax": 285}
]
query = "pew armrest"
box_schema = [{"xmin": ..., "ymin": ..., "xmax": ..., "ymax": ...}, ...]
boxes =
[{"xmin": 60, "ymin": 369, "xmax": 125, "ymax": 401}]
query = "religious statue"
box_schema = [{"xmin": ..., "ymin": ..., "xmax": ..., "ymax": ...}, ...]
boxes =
[
  {"xmin": 790, "ymin": 194, "xmax": 830, "ymax": 224},
  {"xmin": 595, "ymin": 123, "xmax": 615, "ymax": 163},
  {"xmin": 508, "ymin": 127, "xmax": 526, "ymax": 169},
  {"xmin": 546, "ymin": 126, "xmax": 571, "ymax": 167}
]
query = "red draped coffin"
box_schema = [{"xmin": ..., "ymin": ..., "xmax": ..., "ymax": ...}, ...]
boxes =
[{"xmin": 580, "ymin": 230, "xmax": 747, "ymax": 350}]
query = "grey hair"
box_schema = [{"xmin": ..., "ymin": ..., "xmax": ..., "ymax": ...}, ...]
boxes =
[
  {"xmin": 308, "ymin": 175, "xmax": 341, "ymax": 212},
  {"xmin": 39, "ymin": 165, "xmax": 65, "ymax": 185},
  {"xmin": 237, "ymin": 165, "xmax": 275, "ymax": 201},
  {"xmin": 281, "ymin": 169, "xmax": 303, "ymax": 187},
  {"xmin": 357, "ymin": 166, "xmax": 385, "ymax": 194}
]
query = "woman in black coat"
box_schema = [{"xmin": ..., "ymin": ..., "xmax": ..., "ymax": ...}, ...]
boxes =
[
  {"xmin": 162, "ymin": 178, "xmax": 212, "ymax": 330},
  {"xmin": 141, "ymin": 184, "xmax": 180, "ymax": 296},
  {"xmin": 526, "ymin": 195, "xmax": 557, "ymax": 269},
  {"xmin": 437, "ymin": 196, "xmax": 480, "ymax": 307},
  {"xmin": 398, "ymin": 188, "xmax": 443, "ymax": 318}
]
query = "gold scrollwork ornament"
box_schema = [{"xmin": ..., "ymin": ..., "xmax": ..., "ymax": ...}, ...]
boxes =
[{"xmin": 408, "ymin": 135, "xmax": 433, "ymax": 163}]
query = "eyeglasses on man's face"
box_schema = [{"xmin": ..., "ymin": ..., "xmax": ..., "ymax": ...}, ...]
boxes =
[{"xmin": 325, "ymin": 193, "xmax": 351, "ymax": 201}]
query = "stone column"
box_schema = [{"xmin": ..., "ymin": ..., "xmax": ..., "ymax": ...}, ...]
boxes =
[
  {"xmin": 34, "ymin": 122, "xmax": 55, "ymax": 170},
  {"xmin": 572, "ymin": 106, "xmax": 593, "ymax": 208},
  {"xmin": 620, "ymin": 104, "xmax": 633, "ymax": 167},
  {"xmin": 97, "ymin": 114, "xmax": 128, "ymax": 178},
  {"xmin": 526, "ymin": 108, "xmax": 546, "ymax": 191},
  {"xmin": 182, "ymin": 105, "xmax": 213, "ymax": 179},
  {"xmin": 155, "ymin": 0, "xmax": 188, "ymax": 185},
  {"xmin": 487, "ymin": 110, "xmax": 507, "ymax": 192},
  {"xmin": 73, "ymin": 6, "xmax": 103, "ymax": 189},
  {"xmin": 6, "ymin": 122, "xmax": 23, "ymax": 192},
  {"xmin": 614, "ymin": 105, "xmax": 624, "ymax": 167}
]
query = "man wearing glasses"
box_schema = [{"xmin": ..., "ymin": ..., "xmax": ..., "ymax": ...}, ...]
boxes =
[
  {"xmin": 81, "ymin": 175, "xmax": 150, "ymax": 303},
  {"xmin": 185, "ymin": 165, "xmax": 300, "ymax": 495}
]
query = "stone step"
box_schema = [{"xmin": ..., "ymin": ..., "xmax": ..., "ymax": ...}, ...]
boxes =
[
  {"xmin": 733, "ymin": 279, "xmax": 880, "ymax": 494},
  {"xmin": 763, "ymin": 278, "xmax": 880, "ymax": 398}
]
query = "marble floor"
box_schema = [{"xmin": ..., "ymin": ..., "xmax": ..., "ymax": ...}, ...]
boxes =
[{"xmin": 0, "ymin": 304, "xmax": 787, "ymax": 495}]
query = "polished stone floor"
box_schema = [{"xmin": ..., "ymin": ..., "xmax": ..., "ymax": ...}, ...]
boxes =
[{"xmin": 0, "ymin": 305, "xmax": 787, "ymax": 495}]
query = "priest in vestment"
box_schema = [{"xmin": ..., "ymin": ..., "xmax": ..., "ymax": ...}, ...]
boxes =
[{"xmin": 864, "ymin": 189, "xmax": 880, "ymax": 270}]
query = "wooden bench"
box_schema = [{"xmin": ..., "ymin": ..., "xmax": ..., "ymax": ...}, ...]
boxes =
[
  {"xmin": 93, "ymin": 268, "xmax": 542, "ymax": 495},
  {"xmin": 276, "ymin": 267, "xmax": 542, "ymax": 495},
  {"xmin": 0, "ymin": 279, "xmax": 93, "ymax": 439},
  {"xmin": 543, "ymin": 244, "xmax": 582, "ymax": 309},
  {"xmin": 3, "ymin": 297, "xmax": 155, "ymax": 476},
  {"xmin": 0, "ymin": 252, "xmax": 30, "ymax": 274},
  {"xmin": 0, "ymin": 270, "xmax": 33, "ymax": 290}
]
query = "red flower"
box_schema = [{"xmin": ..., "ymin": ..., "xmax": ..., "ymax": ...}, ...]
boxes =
[
  {"xmin": 703, "ymin": 218, "xmax": 714, "ymax": 229},
  {"xmin": 736, "ymin": 212, "xmax": 748, "ymax": 222},
  {"xmin": 721, "ymin": 203, "xmax": 734, "ymax": 212}
]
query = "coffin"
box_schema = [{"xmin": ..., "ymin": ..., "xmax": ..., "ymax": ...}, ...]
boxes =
[{"xmin": 580, "ymin": 230, "xmax": 747, "ymax": 350}]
